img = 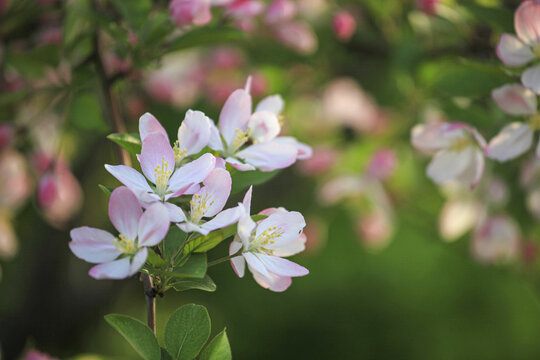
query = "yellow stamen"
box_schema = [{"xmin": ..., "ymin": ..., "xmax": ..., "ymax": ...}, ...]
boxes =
[
  {"xmin": 190, "ymin": 193, "xmax": 215, "ymax": 224},
  {"xmin": 173, "ymin": 140, "xmax": 187, "ymax": 167},
  {"xmin": 154, "ymin": 157, "xmax": 172, "ymax": 198},
  {"xmin": 114, "ymin": 234, "xmax": 136, "ymax": 254},
  {"xmin": 449, "ymin": 137, "xmax": 471, "ymax": 152},
  {"xmin": 253, "ymin": 225, "xmax": 284, "ymax": 247},
  {"xmin": 229, "ymin": 128, "xmax": 252, "ymax": 153}
]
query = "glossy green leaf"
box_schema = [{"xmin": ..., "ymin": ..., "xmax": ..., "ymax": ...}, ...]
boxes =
[
  {"xmin": 164, "ymin": 304, "xmax": 211, "ymax": 360},
  {"xmin": 163, "ymin": 227, "xmax": 188, "ymax": 264},
  {"xmin": 231, "ymin": 170, "xmax": 279, "ymax": 194},
  {"xmin": 200, "ymin": 329, "xmax": 231, "ymax": 360},
  {"xmin": 165, "ymin": 27, "xmax": 245, "ymax": 54},
  {"xmin": 166, "ymin": 254, "xmax": 207, "ymax": 278},
  {"xmin": 107, "ymin": 133, "xmax": 142, "ymax": 155},
  {"xmin": 172, "ymin": 275, "xmax": 217, "ymax": 292},
  {"xmin": 147, "ymin": 250, "xmax": 169, "ymax": 268},
  {"xmin": 105, "ymin": 314, "xmax": 161, "ymax": 360}
]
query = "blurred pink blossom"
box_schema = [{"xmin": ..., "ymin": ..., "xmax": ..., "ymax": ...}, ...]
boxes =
[
  {"xmin": 472, "ymin": 215, "xmax": 521, "ymax": 264},
  {"xmin": 332, "ymin": 11, "xmax": 356, "ymax": 41},
  {"xmin": 37, "ymin": 26, "xmax": 62, "ymax": 45},
  {"xmin": 265, "ymin": 0, "xmax": 296, "ymax": 24},
  {"xmin": 355, "ymin": 211, "xmax": 393, "ymax": 251},
  {"xmin": 170, "ymin": 0, "xmax": 212, "ymax": 27},
  {"xmin": 439, "ymin": 198, "xmax": 483, "ymax": 242},
  {"xmin": 298, "ymin": 146, "xmax": 338, "ymax": 175},
  {"xmin": 0, "ymin": 150, "xmax": 31, "ymax": 211},
  {"xmin": 0, "ymin": 124, "xmax": 13, "ymax": 151},
  {"xmin": 416, "ymin": 0, "xmax": 439, "ymax": 15},
  {"xmin": 274, "ymin": 21, "xmax": 318, "ymax": 54},
  {"xmin": 23, "ymin": 350, "xmax": 58, "ymax": 360},
  {"xmin": 367, "ymin": 148, "xmax": 397, "ymax": 180},
  {"xmin": 492, "ymin": 83, "xmax": 537, "ymax": 116},
  {"xmin": 0, "ymin": 215, "xmax": 17, "ymax": 259}
]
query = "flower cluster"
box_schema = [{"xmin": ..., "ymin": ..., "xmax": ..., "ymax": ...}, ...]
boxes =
[{"xmin": 69, "ymin": 81, "xmax": 311, "ymax": 291}]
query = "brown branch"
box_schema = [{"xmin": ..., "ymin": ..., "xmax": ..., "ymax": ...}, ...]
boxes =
[{"xmin": 141, "ymin": 273, "xmax": 157, "ymax": 333}]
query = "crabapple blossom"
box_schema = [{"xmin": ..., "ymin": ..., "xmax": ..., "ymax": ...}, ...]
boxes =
[
  {"xmin": 411, "ymin": 122, "xmax": 486, "ymax": 188},
  {"xmin": 332, "ymin": 11, "xmax": 356, "ymax": 41},
  {"xmin": 496, "ymin": 0, "xmax": 540, "ymax": 93},
  {"xmin": 298, "ymin": 146, "xmax": 338, "ymax": 175},
  {"xmin": 355, "ymin": 211, "xmax": 393, "ymax": 251},
  {"xmin": 69, "ymin": 187, "xmax": 169, "ymax": 280},
  {"xmin": 472, "ymin": 215, "xmax": 521, "ymax": 264},
  {"xmin": 229, "ymin": 187, "xmax": 308, "ymax": 292},
  {"xmin": 273, "ymin": 21, "xmax": 318, "ymax": 54},
  {"xmin": 170, "ymin": 0, "xmax": 212, "ymax": 27},
  {"xmin": 265, "ymin": 0, "xmax": 296, "ymax": 24},
  {"xmin": 366, "ymin": 148, "xmax": 397, "ymax": 181}
]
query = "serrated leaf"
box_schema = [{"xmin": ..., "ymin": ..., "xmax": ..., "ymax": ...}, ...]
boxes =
[
  {"xmin": 172, "ymin": 275, "xmax": 216, "ymax": 292},
  {"xmin": 147, "ymin": 250, "xmax": 169, "ymax": 268},
  {"xmin": 163, "ymin": 227, "xmax": 188, "ymax": 264},
  {"xmin": 165, "ymin": 27, "xmax": 245, "ymax": 54},
  {"xmin": 231, "ymin": 170, "xmax": 279, "ymax": 194},
  {"xmin": 200, "ymin": 329, "xmax": 231, "ymax": 360},
  {"xmin": 164, "ymin": 304, "xmax": 211, "ymax": 360},
  {"xmin": 166, "ymin": 254, "xmax": 207, "ymax": 278},
  {"xmin": 107, "ymin": 133, "xmax": 142, "ymax": 155},
  {"xmin": 105, "ymin": 314, "xmax": 161, "ymax": 360}
]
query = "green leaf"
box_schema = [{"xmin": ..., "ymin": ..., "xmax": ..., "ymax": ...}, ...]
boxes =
[
  {"xmin": 110, "ymin": 0, "xmax": 152, "ymax": 29},
  {"xmin": 147, "ymin": 250, "xmax": 169, "ymax": 268},
  {"xmin": 105, "ymin": 314, "xmax": 161, "ymax": 360},
  {"xmin": 138, "ymin": 12, "xmax": 174, "ymax": 47},
  {"xmin": 200, "ymin": 329, "xmax": 231, "ymax": 360},
  {"xmin": 161, "ymin": 348, "xmax": 173, "ymax": 360},
  {"xmin": 107, "ymin": 133, "xmax": 142, "ymax": 155},
  {"xmin": 163, "ymin": 227, "xmax": 188, "ymax": 264},
  {"xmin": 165, "ymin": 27, "xmax": 245, "ymax": 54},
  {"xmin": 64, "ymin": 0, "xmax": 92, "ymax": 49},
  {"xmin": 231, "ymin": 170, "xmax": 279, "ymax": 194},
  {"xmin": 69, "ymin": 93, "xmax": 108, "ymax": 132},
  {"xmin": 167, "ymin": 254, "xmax": 207, "ymax": 278},
  {"xmin": 98, "ymin": 184, "xmax": 113, "ymax": 197},
  {"xmin": 164, "ymin": 304, "xmax": 211, "ymax": 360},
  {"xmin": 463, "ymin": 3, "xmax": 513, "ymax": 33},
  {"xmin": 172, "ymin": 275, "xmax": 216, "ymax": 292}
]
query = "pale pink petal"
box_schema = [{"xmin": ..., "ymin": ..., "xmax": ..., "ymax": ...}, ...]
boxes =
[
  {"xmin": 230, "ymin": 241, "xmax": 245, "ymax": 277},
  {"xmin": 129, "ymin": 248, "xmax": 148, "ymax": 276},
  {"xmin": 208, "ymin": 122, "xmax": 224, "ymax": 151},
  {"xmin": 69, "ymin": 227, "xmax": 119, "ymax": 263},
  {"xmin": 522, "ymin": 64, "xmax": 540, "ymax": 94},
  {"xmin": 139, "ymin": 113, "xmax": 168, "ymax": 141},
  {"xmin": 243, "ymin": 252, "xmax": 270, "ymax": 278},
  {"xmin": 104, "ymin": 164, "xmax": 152, "ymax": 192},
  {"xmin": 255, "ymin": 253, "xmax": 309, "ymax": 277},
  {"xmin": 272, "ymin": 234, "xmax": 306, "ymax": 257},
  {"xmin": 252, "ymin": 270, "xmax": 292, "ymax": 292},
  {"xmin": 236, "ymin": 141, "xmax": 297, "ymax": 171},
  {"xmin": 139, "ymin": 133, "xmax": 175, "ymax": 184},
  {"xmin": 178, "ymin": 110, "xmax": 212, "ymax": 156},
  {"xmin": 219, "ymin": 88, "xmax": 252, "ymax": 146},
  {"xmin": 89, "ymin": 257, "xmax": 131, "ymax": 280},
  {"xmin": 192, "ymin": 168, "xmax": 231, "ymax": 218},
  {"xmin": 225, "ymin": 157, "xmax": 256, "ymax": 171},
  {"xmin": 515, "ymin": 0, "xmax": 540, "ymax": 46},
  {"xmin": 492, "ymin": 83, "xmax": 537, "ymax": 115},
  {"xmin": 255, "ymin": 95, "xmax": 284, "ymax": 115},
  {"xmin": 164, "ymin": 202, "xmax": 187, "ymax": 223},
  {"xmin": 242, "ymin": 186, "xmax": 253, "ymax": 214},
  {"xmin": 249, "ymin": 111, "xmax": 281, "ymax": 143},
  {"xmin": 273, "ymin": 136, "xmax": 313, "ymax": 159},
  {"xmin": 411, "ymin": 122, "xmax": 450, "ymax": 152},
  {"xmin": 137, "ymin": 202, "xmax": 170, "ymax": 247},
  {"xmin": 426, "ymin": 147, "xmax": 474, "ymax": 184},
  {"xmin": 238, "ymin": 213, "xmax": 256, "ymax": 248},
  {"xmin": 201, "ymin": 206, "xmax": 243, "ymax": 232},
  {"xmin": 183, "ymin": 183, "xmax": 201, "ymax": 195},
  {"xmin": 255, "ymin": 211, "xmax": 306, "ymax": 248},
  {"xmin": 167, "ymin": 153, "xmax": 216, "ymax": 195},
  {"xmin": 177, "ymin": 221, "xmax": 209, "ymax": 235},
  {"xmin": 457, "ymin": 148, "xmax": 485, "ymax": 189},
  {"xmin": 496, "ymin": 34, "xmax": 535, "ymax": 66},
  {"xmin": 109, "ymin": 187, "xmax": 142, "ymax": 239},
  {"xmin": 486, "ymin": 122, "xmax": 533, "ymax": 162}
]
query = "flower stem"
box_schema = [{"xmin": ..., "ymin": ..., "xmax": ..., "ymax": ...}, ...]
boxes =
[{"xmin": 208, "ymin": 252, "xmax": 240, "ymax": 267}]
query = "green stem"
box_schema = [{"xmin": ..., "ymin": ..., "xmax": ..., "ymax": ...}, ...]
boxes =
[{"xmin": 208, "ymin": 252, "xmax": 240, "ymax": 267}]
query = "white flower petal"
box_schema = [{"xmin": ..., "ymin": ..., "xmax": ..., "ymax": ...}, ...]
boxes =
[
  {"xmin": 522, "ymin": 64, "xmax": 540, "ymax": 94},
  {"xmin": 486, "ymin": 122, "xmax": 533, "ymax": 162},
  {"xmin": 496, "ymin": 34, "xmax": 535, "ymax": 67}
]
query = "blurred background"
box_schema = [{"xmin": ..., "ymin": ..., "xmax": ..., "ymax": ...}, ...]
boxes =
[{"xmin": 2, "ymin": 0, "xmax": 540, "ymax": 358}]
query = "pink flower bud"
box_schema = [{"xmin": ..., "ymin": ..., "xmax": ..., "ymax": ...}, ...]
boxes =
[
  {"xmin": 265, "ymin": 0, "xmax": 296, "ymax": 24},
  {"xmin": 212, "ymin": 47, "xmax": 245, "ymax": 68},
  {"xmin": 416, "ymin": 0, "xmax": 439, "ymax": 15},
  {"xmin": 303, "ymin": 218, "xmax": 325, "ymax": 254},
  {"xmin": 250, "ymin": 72, "xmax": 267, "ymax": 97},
  {"xmin": 367, "ymin": 148, "xmax": 397, "ymax": 180},
  {"xmin": 170, "ymin": 0, "xmax": 212, "ymax": 27},
  {"xmin": 298, "ymin": 146, "xmax": 338, "ymax": 175},
  {"xmin": 332, "ymin": 11, "xmax": 356, "ymax": 41},
  {"xmin": 226, "ymin": 0, "xmax": 265, "ymax": 18},
  {"xmin": 23, "ymin": 350, "xmax": 58, "ymax": 360},
  {"xmin": 0, "ymin": 150, "xmax": 31, "ymax": 210},
  {"xmin": 472, "ymin": 215, "xmax": 521, "ymax": 264},
  {"xmin": 37, "ymin": 172, "xmax": 58, "ymax": 209},
  {"xmin": 274, "ymin": 21, "xmax": 318, "ymax": 54},
  {"xmin": 355, "ymin": 212, "xmax": 393, "ymax": 251},
  {"xmin": 0, "ymin": 124, "xmax": 13, "ymax": 151}
]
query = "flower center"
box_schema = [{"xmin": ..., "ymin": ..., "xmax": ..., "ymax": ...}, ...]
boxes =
[
  {"xmin": 229, "ymin": 128, "xmax": 252, "ymax": 154},
  {"xmin": 154, "ymin": 157, "xmax": 172, "ymax": 198},
  {"xmin": 248, "ymin": 225, "xmax": 284, "ymax": 254},
  {"xmin": 115, "ymin": 234, "xmax": 136, "ymax": 254},
  {"xmin": 173, "ymin": 140, "xmax": 187, "ymax": 168},
  {"xmin": 449, "ymin": 137, "xmax": 471, "ymax": 152},
  {"xmin": 190, "ymin": 193, "xmax": 215, "ymax": 224}
]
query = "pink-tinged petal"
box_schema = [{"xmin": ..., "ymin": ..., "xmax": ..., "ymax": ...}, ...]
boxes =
[
  {"xmin": 426, "ymin": 147, "xmax": 474, "ymax": 184},
  {"xmin": 242, "ymin": 186, "xmax": 253, "ymax": 214},
  {"xmin": 457, "ymin": 148, "xmax": 485, "ymax": 190},
  {"xmin": 183, "ymin": 183, "xmax": 201, "ymax": 195},
  {"xmin": 104, "ymin": 164, "xmax": 152, "ymax": 192},
  {"xmin": 522, "ymin": 64, "xmax": 540, "ymax": 94},
  {"xmin": 273, "ymin": 136, "xmax": 312, "ymax": 159},
  {"xmin": 218, "ymin": 88, "xmax": 252, "ymax": 146},
  {"xmin": 178, "ymin": 110, "xmax": 212, "ymax": 156},
  {"xmin": 225, "ymin": 157, "xmax": 256, "ymax": 171},
  {"xmin": 492, "ymin": 83, "xmax": 537, "ymax": 115},
  {"xmin": 255, "ymin": 211, "xmax": 306, "ymax": 247},
  {"xmin": 255, "ymin": 253, "xmax": 309, "ymax": 277},
  {"xmin": 486, "ymin": 122, "xmax": 533, "ymax": 162},
  {"xmin": 140, "ymin": 133, "xmax": 175, "ymax": 184},
  {"xmin": 238, "ymin": 213, "xmax": 256, "ymax": 248},
  {"xmin": 243, "ymin": 252, "xmax": 270, "ymax": 278},
  {"xmin": 208, "ymin": 122, "xmax": 224, "ymax": 151},
  {"xmin": 248, "ymin": 111, "xmax": 281, "ymax": 143},
  {"xmin": 201, "ymin": 206, "xmax": 243, "ymax": 232},
  {"xmin": 252, "ymin": 270, "xmax": 292, "ymax": 292},
  {"xmin": 193, "ymin": 168, "xmax": 231, "ymax": 218},
  {"xmin": 515, "ymin": 0, "xmax": 540, "ymax": 46},
  {"xmin": 69, "ymin": 227, "xmax": 119, "ymax": 263},
  {"xmin": 273, "ymin": 234, "xmax": 306, "ymax": 257},
  {"xmin": 139, "ymin": 112, "xmax": 168, "ymax": 141},
  {"xmin": 138, "ymin": 202, "xmax": 170, "ymax": 247},
  {"xmin": 214, "ymin": 157, "xmax": 227, "ymax": 169},
  {"xmin": 496, "ymin": 34, "xmax": 535, "ymax": 66},
  {"xmin": 411, "ymin": 122, "xmax": 451, "ymax": 152},
  {"xmin": 230, "ymin": 241, "xmax": 245, "ymax": 277},
  {"xmin": 167, "ymin": 153, "xmax": 216, "ymax": 195},
  {"xmin": 177, "ymin": 221, "xmax": 209, "ymax": 235},
  {"xmin": 109, "ymin": 187, "xmax": 142, "ymax": 239},
  {"xmin": 236, "ymin": 141, "xmax": 297, "ymax": 171},
  {"xmin": 129, "ymin": 248, "xmax": 148, "ymax": 276},
  {"xmin": 89, "ymin": 257, "xmax": 131, "ymax": 280},
  {"xmin": 255, "ymin": 94, "xmax": 284, "ymax": 115},
  {"xmin": 164, "ymin": 202, "xmax": 187, "ymax": 223}
]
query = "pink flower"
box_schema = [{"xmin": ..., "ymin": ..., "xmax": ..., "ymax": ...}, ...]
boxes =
[
  {"xmin": 229, "ymin": 187, "xmax": 309, "ymax": 292},
  {"xmin": 416, "ymin": 0, "xmax": 439, "ymax": 15},
  {"xmin": 298, "ymin": 146, "xmax": 338, "ymax": 175},
  {"xmin": 0, "ymin": 124, "xmax": 13, "ymax": 151},
  {"xmin": 273, "ymin": 21, "xmax": 318, "ymax": 54},
  {"xmin": 496, "ymin": 1, "xmax": 540, "ymax": 93},
  {"xmin": 492, "ymin": 83, "xmax": 537, "ymax": 116},
  {"xmin": 0, "ymin": 150, "xmax": 31, "ymax": 211},
  {"xmin": 366, "ymin": 148, "xmax": 397, "ymax": 180},
  {"xmin": 170, "ymin": 0, "xmax": 212, "ymax": 27},
  {"xmin": 265, "ymin": 0, "xmax": 296, "ymax": 24},
  {"xmin": 486, "ymin": 122, "xmax": 534, "ymax": 162},
  {"xmin": 355, "ymin": 211, "xmax": 393, "ymax": 251},
  {"xmin": 411, "ymin": 122, "xmax": 486, "ymax": 188},
  {"xmin": 332, "ymin": 11, "xmax": 356, "ymax": 41},
  {"xmin": 69, "ymin": 187, "xmax": 170, "ymax": 280},
  {"xmin": 472, "ymin": 215, "xmax": 521, "ymax": 264},
  {"xmin": 23, "ymin": 350, "xmax": 58, "ymax": 360}
]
